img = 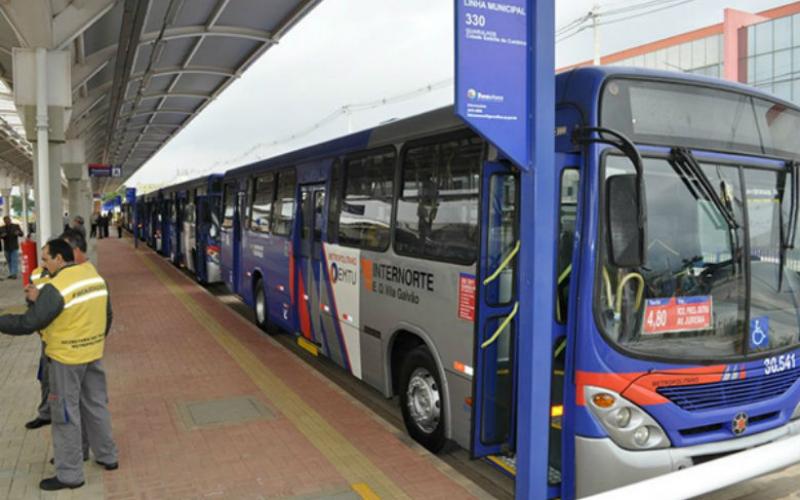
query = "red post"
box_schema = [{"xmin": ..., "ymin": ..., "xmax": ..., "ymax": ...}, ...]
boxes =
[{"xmin": 21, "ymin": 239, "xmax": 37, "ymax": 286}]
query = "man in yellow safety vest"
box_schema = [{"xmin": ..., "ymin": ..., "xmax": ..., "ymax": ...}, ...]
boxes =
[{"xmin": 0, "ymin": 238, "xmax": 118, "ymax": 490}]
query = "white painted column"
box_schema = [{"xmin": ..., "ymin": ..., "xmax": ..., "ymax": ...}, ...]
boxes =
[
  {"xmin": 62, "ymin": 139, "xmax": 95, "ymax": 263},
  {"xmin": 35, "ymin": 47, "xmax": 52, "ymax": 244},
  {"xmin": 12, "ymin": 48, "xmax": 71, "ymax": 247}
]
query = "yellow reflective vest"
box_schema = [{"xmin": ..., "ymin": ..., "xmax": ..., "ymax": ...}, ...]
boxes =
[
  {"xmin": 30, "ymin": 266, "xmax": 50, "ymax": 338},
  {"xmin": 42, "ymin": 263, "xmax": 109, "ymax": 365},
  {"xmin": 30, "ymin": 266, "xmax": 49, "ymax": 288}
]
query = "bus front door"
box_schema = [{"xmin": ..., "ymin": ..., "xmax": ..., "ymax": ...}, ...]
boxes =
[
  {"xmin": 472, "ymin": 162, "xmax": 519, "ymax": 458},
  {"xmin": 297, "ymin": 184, "xmax": 326, "ymax": 350}
]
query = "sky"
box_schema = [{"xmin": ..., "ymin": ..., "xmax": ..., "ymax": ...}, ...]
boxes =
[{"xmin": 127, "ymin": 0, "xmax": 791, "ymax": 188}]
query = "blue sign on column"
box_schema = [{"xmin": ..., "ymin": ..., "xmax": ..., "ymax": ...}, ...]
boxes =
[
  {"xmin": 456, "ymin": 0, "xmax": 529, "ymax": 169},
  {"xmin": 125, "ymin": 187, "xmax": 137, "ymax": 204}
]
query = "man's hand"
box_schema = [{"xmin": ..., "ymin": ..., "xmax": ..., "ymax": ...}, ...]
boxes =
[{"xmin": 24, "ymin": 285, "xmax": 40, "ymax": 303}]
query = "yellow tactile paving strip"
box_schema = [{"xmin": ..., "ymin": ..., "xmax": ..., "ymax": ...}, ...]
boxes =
[{"xmin": 137, "ymin": 251, "xmax": 410, "ymax": 499}]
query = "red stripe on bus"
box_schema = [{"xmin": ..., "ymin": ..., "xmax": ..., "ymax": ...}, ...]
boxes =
[
  {"xmin": 576, "ymin": 365, "xmax": 727, "ymax": 406},
  {"xmin": 297, "ymin": 272, "xmax": 312, "ymax": 340}
]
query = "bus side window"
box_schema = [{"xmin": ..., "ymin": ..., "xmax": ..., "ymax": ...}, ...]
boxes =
[
  {"xmin": 395, "ymin": 133, "xmax": 483, "ymax": 264},
  {"xmin": 273, "ymin": 168, "xmax": 296, "ymax": 237},
  {"xmin": 222, "ymin": 183, "xmax": 236, "ymax": 229},
  {"xmin": 251, "ymin": 173, "xmax": 276, "ymax": 234},
  {"xmin": 338, "ymin": 148, "xmax": 395, "ymax": 251},
  {"xmin": 556, "ymin": 169, "xmax": 580, "ymax": 323},
  {"xmin": 242, "ymin": 179, "xmax": 252, "ymax": 229}
]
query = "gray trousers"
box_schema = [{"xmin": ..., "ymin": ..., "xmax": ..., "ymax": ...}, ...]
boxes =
[
  {"xmin": 49, "ymin": 359, "xmax": 118, "ymax": 484},
  {"xmin": 36, "ymin": 341, "xmax": 50, "ymax": 420}
]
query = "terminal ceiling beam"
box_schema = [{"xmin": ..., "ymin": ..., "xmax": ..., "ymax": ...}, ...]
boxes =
[
  {"xmin": 101, "ymin": 0, "xmax": 149, "ymax": 165},
  {"xmin": 0, "ymin": 0, "xmax": 324, "ymax": 196},
  {"xmin": 52, "ymin": 0, "xmax": 116, "ymax": 50}
]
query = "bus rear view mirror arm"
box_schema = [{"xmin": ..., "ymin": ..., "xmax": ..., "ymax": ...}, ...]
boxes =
[{"xmin": 574, "ymin": 127, "xmax": 646, "ymax": 268}]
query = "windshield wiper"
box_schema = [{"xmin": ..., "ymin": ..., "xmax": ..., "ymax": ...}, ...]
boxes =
[
  {"xmin": 670, "ymin": 148, "xmax": 740, "ymax": 230},
  {"xmin": 777, "ymin": 161, "xmax": 799, "ymax": 291},
  {"xmin": 784, "ymin": 161, "xmax": 799, "ymax": 249}
]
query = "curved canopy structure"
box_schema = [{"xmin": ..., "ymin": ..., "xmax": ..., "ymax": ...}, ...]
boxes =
[{"xmin": 0, "ymin": 0, "xmax": 322, "ymax": 193}]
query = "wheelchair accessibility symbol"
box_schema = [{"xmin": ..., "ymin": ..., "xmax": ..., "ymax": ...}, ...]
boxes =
[{"xmin": 749, "ymin": 316, "xmax": 769, "ymax": 350}]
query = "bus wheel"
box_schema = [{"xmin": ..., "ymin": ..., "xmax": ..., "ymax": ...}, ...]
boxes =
[
  {"xmin": 399, "ymin": 346, "xmax": 446, "ymax": 453},
  {"xmin": 254, "ymin": 279, "xmax": 271, "ymax": 333}
]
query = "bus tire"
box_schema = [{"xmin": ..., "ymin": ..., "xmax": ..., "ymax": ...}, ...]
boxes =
[
  {"xmin": 253, "ymin": 278, "xmax": 271, "ymax": 334},
  {"xmin": 399, "ymin": 345, "xmax": 446, "ymax": 453}
]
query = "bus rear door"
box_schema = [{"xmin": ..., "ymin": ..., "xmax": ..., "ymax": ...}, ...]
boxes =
[
  {"xmin": 472, "ymin": 161, "xmax": 519, "ymax": 458},
  {"xmin": 221, "ymin": 181, "xmax": 243, "ymax": 292},
  {"xmin": 297, "ymin": 183, "xmax": 327, "ymax": 350}
]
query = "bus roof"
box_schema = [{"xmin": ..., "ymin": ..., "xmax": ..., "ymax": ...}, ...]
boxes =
[{"xmin": 202, "ymin": 67, "xmax": 800, "ymax": 181}]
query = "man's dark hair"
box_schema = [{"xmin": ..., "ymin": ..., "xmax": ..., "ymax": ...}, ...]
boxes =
[
  {"xmin": 60, "ymin": 228, "xmax": 87, "ymax": 253},
  {"xmin": 46, "ymin": 238, "xmax": 75, "ymax": 263}
]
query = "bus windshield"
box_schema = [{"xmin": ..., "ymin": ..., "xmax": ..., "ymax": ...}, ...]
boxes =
[{"xmin": 598, "ymin": 154, "xmax": 800, "ymax": 360}]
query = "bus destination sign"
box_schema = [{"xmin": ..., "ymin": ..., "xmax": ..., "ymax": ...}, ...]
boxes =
[
  {"xmin": 455, "ymin": 0, "xmax": 529, "ymax": 169},
  {"xmin": 643, "ymin": 296, "xmax": 713, "ymax": 335}
]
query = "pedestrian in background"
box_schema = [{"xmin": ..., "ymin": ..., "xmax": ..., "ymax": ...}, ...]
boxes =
[
  {"xmin": 102, "ymin": 214, "xmax": 110, "ymax": 239},
  {"xmin": 0, "ymin": 239, "xmax": 118, "ymax": 491},
  {"xmin": 90, "ymin": 212, "xmax": 98, "ymax": 238},
  {"xmin": 97, "ymin": 214, "xmax": 105, "ymax": 240},
  {"xmin": 70, "ymin": 215, "xmax": 87, "ymax": 241},
  {"xmin": 0, "ymin": 215, "xmax": 23, "ymax": 279}
]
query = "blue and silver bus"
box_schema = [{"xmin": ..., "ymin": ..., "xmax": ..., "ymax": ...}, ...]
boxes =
[
  {"xmin": 150, "ymin": 67, "xmax": 800, "ymax": 497},
  {"xmin": 138, "ymin": 174, "xmax": 224, "ymax": 284}
]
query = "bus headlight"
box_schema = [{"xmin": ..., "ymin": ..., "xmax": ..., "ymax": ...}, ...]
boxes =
[
  {"xmin": 633, "ymin": 425, "xmax": 650, "ymax": 445},
  {"xmin": 613, "ymin": 407, "xmax": 631, "ymax": 428},
  {"xmin": 585, "ymin": 386, "xmax": 670, "ymax": 450}
]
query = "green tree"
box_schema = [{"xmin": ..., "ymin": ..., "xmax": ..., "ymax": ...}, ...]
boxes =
[{"xmin": 11, "ymin": 195, "xmax": 34, "ymax": 217}]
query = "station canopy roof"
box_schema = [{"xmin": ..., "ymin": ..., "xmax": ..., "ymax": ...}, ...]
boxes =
[{"xmin": 0, "ymin": 0, "xmax": 322, "ymax": 193}]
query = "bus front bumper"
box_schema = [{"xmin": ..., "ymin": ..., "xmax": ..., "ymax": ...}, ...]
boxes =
[{"xmin": 576, "ymin": 418, "xmax": 800, "ymax": 497}]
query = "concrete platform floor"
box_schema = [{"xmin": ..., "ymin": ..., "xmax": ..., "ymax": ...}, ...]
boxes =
[{"xmin": 0, "ymin": 237, "xmax": 493, "ymax": 499}]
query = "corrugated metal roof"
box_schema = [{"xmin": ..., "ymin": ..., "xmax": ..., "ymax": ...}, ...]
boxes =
[{"xmin": 0, "ymin": 0, "xmax": 322, "ymax": 192}]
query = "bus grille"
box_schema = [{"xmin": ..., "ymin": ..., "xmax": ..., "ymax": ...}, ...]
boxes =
[{"xmin": 656, "ymin": 368, "xmax": 800, "ymax": 411}]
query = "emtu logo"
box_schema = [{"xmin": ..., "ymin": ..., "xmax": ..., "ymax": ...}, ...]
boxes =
[{"xmin": 467, "ymin": 88, "xmax": 477, "ymax": 100}]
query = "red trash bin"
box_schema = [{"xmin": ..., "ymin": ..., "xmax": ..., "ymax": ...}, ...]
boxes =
[{"xmin": 21, "ymin": 239, "xmax": 37, "ymax": 286}]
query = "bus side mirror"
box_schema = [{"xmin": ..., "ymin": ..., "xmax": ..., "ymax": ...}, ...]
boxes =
[{"xmin": 607, "ymin": 174, "xmax": 645, "ymax": 268}]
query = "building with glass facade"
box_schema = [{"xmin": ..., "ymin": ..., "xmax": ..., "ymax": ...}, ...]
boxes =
[{"xmin": 571, "ymin": 2, "xmax": 800, "ymax": 105}]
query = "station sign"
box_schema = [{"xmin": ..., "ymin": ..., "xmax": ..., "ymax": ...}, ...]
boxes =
[
  {"xmin": 456, "ymin": 0, "xmax": 530, "ymax": 169},
  {"xmin": 89, "ymin": 163, "xmax": 122, "ymax": 178}
]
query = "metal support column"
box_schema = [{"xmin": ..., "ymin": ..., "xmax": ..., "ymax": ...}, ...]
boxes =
[
  {"xmin": 516, "ymin": 1, "xmax": 556, "ymax": 499},
  {"xmin": 35, "ymin": 47, "xmax": 52, "ymax": 244}
]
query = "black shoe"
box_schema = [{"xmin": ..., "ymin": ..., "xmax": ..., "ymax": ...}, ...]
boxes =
[
  {"xmin": 96, "ymin": 460, "xmax": 118, "ymax": 471},
  {"xmin": 25, "ymin": 418, "xmax": 51, "ymax": 429},
  {"xmin": 39, "ymin": 477, "xmax": 84, "ymax": 491},
  {"xmin": 8, "ymin": 275, "xmax": 16, "ymax": 279}
]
